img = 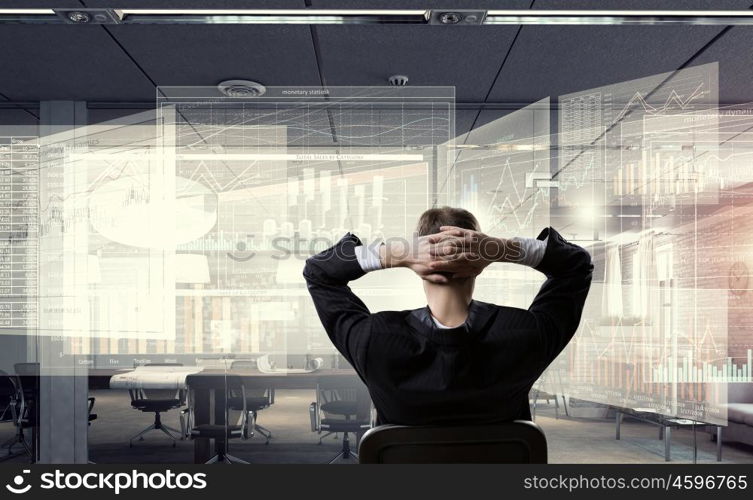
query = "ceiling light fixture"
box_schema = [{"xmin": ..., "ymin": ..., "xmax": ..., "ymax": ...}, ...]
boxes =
[
  {"xmin": 67, "ymin": 11, "xmax": 91, "ymax": 23},
  {"xmin": 428, "ymin": 10, "xmax": 486, "ymax": 25},
  {"xmin": 120, "ymin": 9, "xmax": 425, "ymax": 25},
  {"xmin": 0, "ymin": 9, "xmax": 55, "ymax": 14},
  {"xmin": 1, "ymin": 9, "xmax": 753, "ymax": 25},
  {"xmin": 483, "ymin": 9, "xmax": 753, "ymax": 25},
  {"xmin": 55, "ymin": 8, "xmax": 124, "ymax": 24},
  {"xmin": 440, "ymin": 12, "xmax": 460, "ymax": 24}
]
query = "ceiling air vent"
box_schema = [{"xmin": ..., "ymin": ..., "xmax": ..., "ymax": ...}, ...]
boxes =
[
  {"xmin": 217, "ymin": 80, "xmax": 266, "ymax": 97},
  {"xmin": 388, "ymin": 74, "xmax": 409, "ymax": 86}
]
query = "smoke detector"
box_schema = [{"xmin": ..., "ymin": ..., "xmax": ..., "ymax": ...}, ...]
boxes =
[
  {"xmin": 217, "ymin": 79, "xmax": 266, "ymax": 97},
  {"xmin": 388, "ymin": 75, "xmax": 409, "ymax": 86}
]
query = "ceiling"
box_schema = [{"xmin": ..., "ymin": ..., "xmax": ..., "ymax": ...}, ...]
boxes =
[{"xmin": 0, "ymin": 0, "xmax": 752, "ymax": 136}]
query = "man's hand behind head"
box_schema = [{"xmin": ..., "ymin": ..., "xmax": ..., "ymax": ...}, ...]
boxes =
[
  {"xmin": 380, "ymin": 233, "xmax": 453, "ymax": 284},
  {"xmin": 380, "ymin": 227, "xmax": 524, "ymax": 283},
  {"xmin": 426, "ymin": 226, "xmax": 521, "ymax": 279}
]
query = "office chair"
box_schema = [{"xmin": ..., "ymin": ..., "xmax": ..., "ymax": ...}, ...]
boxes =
[
  {"xmin": 87, "ymin": 397, "xmax": 97, "ymax": 425},
  {"xmin": 128, "ymin": 387, "xmax": 185, "ymax": 447},
  {"xmin": 0, "ymin": 371, "xmax": 31, "ymax": 462},
  {"xmin": 228, "ymin": 360, "xmax": 273, "ymax": 444},
  {"xmin": 530, "ymin": 367, "xmax": 568, "ymax": 420},
  {"xmin": 128, "ymin": 363, "xmax": 186, "ymax": 447},
  {"xmin": 10, "ymin": 363, "xmax": 39, "ymax": 462},
  {"xmin": 310, "ymin": 375, "xmax": 371, "ymax": 463},
  {"xmin": 0, "ymin": 371, "xmax": 15, "ymax": 422},
  {"xmin": 358, "ymin": 420, "xmax": 548, "ymax": 464},
  {"xmin": 12, "ymin": 363, "xmax": 38, "ymax": 405},
  {"xmin": 184, "ymin": 373, "xmax": 250, "ymax": 464}
]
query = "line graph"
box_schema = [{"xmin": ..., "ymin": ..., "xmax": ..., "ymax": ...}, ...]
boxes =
[
  {"xmin": 614, "ymin": 82, "xmax": 707, "ymax": 122},
  {"xmin": 552, "ymin": 62, "xmax": 738, "ymax": 424}
]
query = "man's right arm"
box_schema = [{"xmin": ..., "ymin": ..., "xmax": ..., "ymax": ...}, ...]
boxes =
[
  {"xmin": 527, "ymin": 227, "xmax": 593, "ymax": 362},
  {"xmin": 353, "ymin": 236, "xmax": 456, "ymax": 284}
]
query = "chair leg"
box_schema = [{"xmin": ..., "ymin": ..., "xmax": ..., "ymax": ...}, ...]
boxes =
[
  {"xmin": 2, "ymin": 435, "xmax": 16, "ymax": 450},
  {"xmin": 206, "ymin": 450, "xmax": 249, "ymax": 465},
  {"xmin": 318, "ymin": 431, "xmax": 334, "ymax": 444},
  {"xmin": 247, "ymin": 411, "xmax": 271, "ymax": 443},
  {"xmin": 20, "ymin": 438, "xmax": 31, "ymax": 458},
  {"xmin": 531, "ymin": 389, "xmax": 539, "ymax": 421},
  {"xmin": 554, "ymin": 394, "xmax": 560, "ymax": 419},
  {"xmin": 130, "ymin": 410, "xmax": 184, "ymax": 446},
  {"xmin": 243, "ymin": 412, "xmax": 255, "ymax": 440},
  {"xmin": 328, "ymin": 432, "xmax": 358, "ymax": 464},
  {"xmin": 161, "ymin": 424, "xmax": 183, "ymax": 438},
  {"xmin": 255, "ymin": 424, "xmax": 272, "ymax": 444},
  {"xmin": 129, "ymin": 424, "xmax": 157, "ymax": 447},
  {"xmin": 158, "ymin": 425, "xmax": 179, "ymax": 447},
  {"xmin": 179, "ymin": 413, "xmax": 187, "ymax": 439},
  {"xmin": 224, "ymin": 453, "xmax": 249, "ymax": 464}
]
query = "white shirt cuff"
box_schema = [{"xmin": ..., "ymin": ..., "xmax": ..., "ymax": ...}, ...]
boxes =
[
  {"xmin": 511, "ymin": 236, "xmax": 548, "ymax": 268},
  {"xmin": 354, "ymin": 240, "xmax": 384, "ymax": 273}
]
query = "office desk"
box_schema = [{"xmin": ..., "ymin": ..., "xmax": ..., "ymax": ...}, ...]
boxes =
[
  {"xmin": 90, "ymin": 367, "xmax": 358, "ymax": 390},
  {"xmin": 189, "ymin": 369, "xmax": 360, "ymax": 463},
  {"xmin": 613, "ymin": 407, "xmax": 722, "ymax": 462}
]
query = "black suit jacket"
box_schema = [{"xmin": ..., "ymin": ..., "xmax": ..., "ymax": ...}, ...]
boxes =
[{"xmin": 303, "ymin": 227, "xmax": 593, "ymax": 426}]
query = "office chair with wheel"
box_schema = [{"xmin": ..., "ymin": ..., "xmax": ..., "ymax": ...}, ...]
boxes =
[
  {"xmin": 10, "ymin": 363, "xmax": 38, "ymax": 462},
  {"xmin": 0, "ymin": 371, "xmax": 15, "ymax": 422},
  {"xmin": 128, "ymin": 363, "xmax": 186, "ymax": 447},
  {"xmin": 128, "ymin": 387, "xmax": 184, "ymax": 447},
  {"xmin": 184, "ymin": 373, "xmax": 250, "ymax": 464},
  {"xmin": 530, "ymin": 366, "xmax": 569, "ymax": 420},
  {"xmin": 0, "ymin": 371, "xmax": 31, "ymax": 462},
  {"xmin": 309, "ymin": 375, "xmax": 371, "ymax": 463},
  {"xmin": 228, "ymin": 360, "xmax": 273, "ymax": 444},
  {"xmin": 228, "ymin": 386, "xmax": 274, "ymax": 443},
  {"xmin": 87, "ymin": 397, "xmax": 97, "ymax": 425},
  {"xmin": 358, "ymin": 420, "xmax": 548, "ymax": 463}
]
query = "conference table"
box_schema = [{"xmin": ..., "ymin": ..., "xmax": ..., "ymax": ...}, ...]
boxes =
[
  {"xmin": 189, "ymin": 368, "xmax": 361, "ymax": 463},
  {"xmin": 91, "ymin": 367, "xmax": 360, "ymax": 463}
]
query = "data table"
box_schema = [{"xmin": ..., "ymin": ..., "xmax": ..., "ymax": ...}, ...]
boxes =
[{"xmin": 0, "ymin": 136, "xmax": 39, "ymax": 330}]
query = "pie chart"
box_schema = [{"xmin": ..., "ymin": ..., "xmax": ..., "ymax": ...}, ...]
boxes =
[{"xmin": 88, "ymin": 175, "xmax": 217, "ymax": 249}]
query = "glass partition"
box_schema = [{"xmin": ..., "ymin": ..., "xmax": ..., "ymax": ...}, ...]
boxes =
[{"xmin": 0, "ymin": 23, "xmax": 751, "ymax": 465}]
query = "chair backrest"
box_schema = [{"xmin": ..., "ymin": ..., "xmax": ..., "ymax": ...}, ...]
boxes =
[
  {"xmin": 358, "ymin": 421, "xmax": 548, "ymax": 464},
  {"xmin": 316, "ymin": 375, "xmax": 370, "ymax": 422},
  {"xmin": 131, "ymin": 388, "xmax": 183, "ymax": 402}
]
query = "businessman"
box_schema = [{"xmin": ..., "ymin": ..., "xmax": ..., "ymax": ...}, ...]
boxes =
[{"xmin": 303, "ymin": 207, "xmax": 593, "ymax": 426}]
